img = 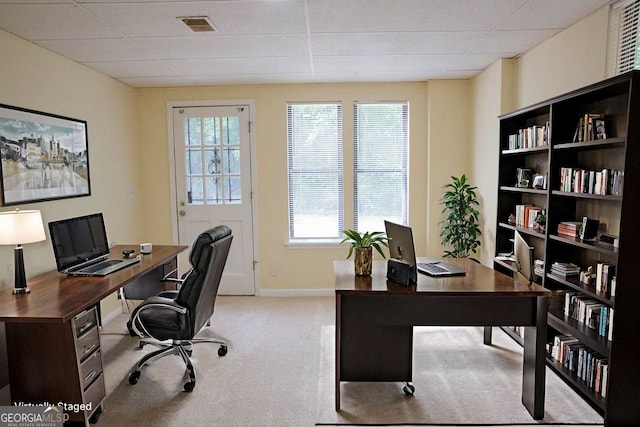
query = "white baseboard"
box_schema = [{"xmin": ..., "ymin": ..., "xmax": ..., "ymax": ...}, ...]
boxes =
[{"xmin": 257, "ymin": 288, "xmax": 334, "ymax": 297}]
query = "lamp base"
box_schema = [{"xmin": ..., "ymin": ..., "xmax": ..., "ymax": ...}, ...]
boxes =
[{"xmin": 12, "ymin": 286, "xmax": 30, "ymax": 295}]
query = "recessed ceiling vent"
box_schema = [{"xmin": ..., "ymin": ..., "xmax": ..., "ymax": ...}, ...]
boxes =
[{"xmin": 179, "ymin": 16, "xmax": 216, "ymax": 33}]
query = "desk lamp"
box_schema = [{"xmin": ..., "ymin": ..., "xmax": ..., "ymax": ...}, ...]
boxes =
[{"xmin": 0, "ymin": 209, "xmax": 46, "ymax": 294}]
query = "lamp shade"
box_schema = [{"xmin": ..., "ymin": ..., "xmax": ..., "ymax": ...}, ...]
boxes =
[{"xmin": 0, "ymin": 210, "xmax": 46, "ymax": 245}]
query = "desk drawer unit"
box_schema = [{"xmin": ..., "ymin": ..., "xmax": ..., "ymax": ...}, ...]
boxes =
[{"xmin": 72, "ymin": 307, "xmax": 106, "ymax": 423}]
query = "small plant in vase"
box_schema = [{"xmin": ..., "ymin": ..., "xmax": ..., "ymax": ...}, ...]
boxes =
[{"xmin": 340, "ymin": 230, "xmax": 389, "ymax": 276}]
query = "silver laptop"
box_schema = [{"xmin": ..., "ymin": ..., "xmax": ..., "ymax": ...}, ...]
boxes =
[
  {"xmin": 384, "ymin": 220, "xmax": 466, "ymax": 277},
  {"xmin": 49, "ymin": 213, "xmax": 140, "ymax": 277}
]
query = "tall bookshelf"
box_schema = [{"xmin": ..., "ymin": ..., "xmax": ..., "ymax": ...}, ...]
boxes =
[{"xmin": 495, "ymin": 71, "xmax": 640, "ymax": 426}]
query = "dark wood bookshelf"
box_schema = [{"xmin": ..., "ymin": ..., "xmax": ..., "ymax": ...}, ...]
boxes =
[{"xmin": 495, "ymin": 71, "xmax": 640, "ymax": 426}]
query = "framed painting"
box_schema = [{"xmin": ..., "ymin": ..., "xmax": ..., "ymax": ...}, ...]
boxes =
[{"xmin": 0, "ymin": 104, "xmax": 90, "ymax": 206}]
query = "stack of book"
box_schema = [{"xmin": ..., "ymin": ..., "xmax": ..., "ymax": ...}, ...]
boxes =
[
  {"xmin": 550, "ymin": 262, "xmax": 580, "ymax": 277},
  {"xmin": 514, "ymin": 204, "xmax": 543, "ymax": 228},
  {"xmin": 557, "ymin": 221, "xmax": 582, "ymax": 238},
  {"xmin": 534, "ymin": 259, "xmax": 544, "ymax": 279}
]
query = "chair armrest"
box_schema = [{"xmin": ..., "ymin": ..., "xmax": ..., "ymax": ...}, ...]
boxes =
[{"xmin": 130, "ymin": 296, "xmax": 188, "ymax": 339}]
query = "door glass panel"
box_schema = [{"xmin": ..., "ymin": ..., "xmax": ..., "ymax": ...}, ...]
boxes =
[
  {"xmin": 184, "ymin": 114, "xmax": 242, "ymax": 205},
  {"xmin": 225, "ymin": 177, "xmax": 241, "ymax": 203},
  {"xmin": 206, "ymin": 177, "xmax": 222, "ymax": 204},
  {"xmin": 203, "ymin": 117, "xmax": 220, "ymax": 145},
  {"xmin": 225, "ymin": 147, "xmax": 240, "ymax": 174},
  {"xmin": 185, "ymin": 118, "xmax": 201, "ymax": 146},
  {"xmin": 187, "ymin": 177, "xmax": 204, "ymax": 205},
  {"xmin": 222, "ymin": 117, "xmax": 240, "ymax": 145},
  {"xmin": 186, "ymin": 149, "xmax": 202, "ymax": 175},
  {"xmin": 205, "ymin": 148, "xmax": 221, "ymax": 174}
]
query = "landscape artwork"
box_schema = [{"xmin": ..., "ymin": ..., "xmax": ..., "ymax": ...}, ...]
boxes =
[{"xmin": 0, "ymin": 104, "xmax": 90, "ymax": 206}]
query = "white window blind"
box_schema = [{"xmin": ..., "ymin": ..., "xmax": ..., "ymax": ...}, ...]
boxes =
[
  {"xmin": 287, "ymin": 103, "xmax": 343, "ymax": 239},
  {"xmin": 354, "ymin": 102, "xmax": 409, "ymax": 232},
  {"xmin": 616, "ymin": 0, "xmax": 640, "ymax": 74}
]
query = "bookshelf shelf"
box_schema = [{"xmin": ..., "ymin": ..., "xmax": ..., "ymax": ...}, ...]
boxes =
[
  {"xmin": 548, "ymin": 234, "xmax": 618, "ymax": 255},
  {"xmin": 495, "ymin": 71, "xmax": 640, "ymax": 425}
]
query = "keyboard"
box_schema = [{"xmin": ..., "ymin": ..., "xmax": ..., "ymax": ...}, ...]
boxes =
[
  {"xmin": 417, "ymin": 262, "xmax": 448, "ymax": 275},
  {"xmin": 81, "ymin": 259, "xmax": 122, "ymax": 274}
]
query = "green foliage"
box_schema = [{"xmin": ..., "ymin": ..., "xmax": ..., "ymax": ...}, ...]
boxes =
[
  {"xmin": 439, "ymin": 174, "xmax": 481, "ymax": 258},
  {"xmin": 340, "ymin": 230, "xmax": 389, "ymax": 259}
]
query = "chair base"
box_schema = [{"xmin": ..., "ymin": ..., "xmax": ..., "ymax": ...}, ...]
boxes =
[{"xmin": 128, "ymin": 337, "xmax": 227, "ymax": 392}]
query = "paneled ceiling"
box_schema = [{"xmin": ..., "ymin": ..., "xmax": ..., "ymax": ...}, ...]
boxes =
[{"xmin": 0, "ymin": 0, "xmax": 612, "ymax": 87}]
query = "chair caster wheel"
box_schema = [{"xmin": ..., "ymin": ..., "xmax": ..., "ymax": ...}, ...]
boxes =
[
  {"xmin": 129, "ymin": 371, "xmax": 140, "ymax": 385},
  {"xmin": 184, "ymin": 381, "xmax": 195, "ymax": 392},
  {"xmin": 403, "ymin": 383, "xmax": 415, "ymax": 395},
  {"xmin": 218, "ymin": 345, "xmax": 228, "ymax": 356}
]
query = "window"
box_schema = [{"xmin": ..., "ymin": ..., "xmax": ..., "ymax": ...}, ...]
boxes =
[
  {"xmin": 612, "ymin": 0, "xmax": 640, "ymax": 74},
  {"xmin": 287, "ymin": 103, "xmax": 343, "ymax": 239},
  {"xmin": 354, "ymin": 102, "xmax": 409, "ymax": 232}
]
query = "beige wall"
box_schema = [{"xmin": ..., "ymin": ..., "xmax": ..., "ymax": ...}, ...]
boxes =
[
  {"xmin": 137, "ymin": 83, "xmax": 443, "ymax": 291},
  {"xmin": 470, "ymin": 4, "xmax": 611, "ymax": 266},
  {"xmin": 0, "ymin": 29, "xmax": 141, "ymax": 389},
  {"xmin": 515, "ymin": 6, "xmax": 609, "ymax": 108}
]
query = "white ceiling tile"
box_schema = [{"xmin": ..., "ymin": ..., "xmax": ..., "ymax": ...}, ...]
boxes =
[
  {"xmin": 0, "ymin": 0, "xmax": 613, "ymax": 86},
  {"xmin": 500, "ymin": 0, "xmax": 611, "ymax": 31},
  {"xmin": 37, "ymin": 38, "xmax": 155, "ymax": 62},
  {"xmin": 84, "ymin": 59, "xmax": 179, "ymax": 78},
  {"xmin": 469, "ymin": 29, "xmax": 561, "ymax": 55},
  {"xmin": 308, "ymin": 0, "xmax": 527, "ymax": 32},
  {"xmin": 133, "ymin": 34, "xmax": 308, "ymax": 59},
  {"xmin": 82, "ymin": 0, "xmax": 307, "ymax": 37},
  {"xmin": 0, "ymin": 4, "xmax": 118, "ymax": 39},
  {"xmin": 311, "ymin": 32, "xmax": 485, "ymax": 56},
  {"xmin": 163, "ymin": 56, "xmax": 311, "ymax": 75}
]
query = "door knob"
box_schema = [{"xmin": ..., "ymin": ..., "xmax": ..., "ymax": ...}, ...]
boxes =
[{"xmin": 179, "ymin": 210, "xmax": 186, "ymax": 216}]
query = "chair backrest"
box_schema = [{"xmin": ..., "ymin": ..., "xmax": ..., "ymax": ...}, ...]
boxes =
[{"xmin": 175, "ymin": 225, "xmax": 233, "ymax": 335}]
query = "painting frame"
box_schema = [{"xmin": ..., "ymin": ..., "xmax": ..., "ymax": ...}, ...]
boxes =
[{"xmin": 0, "ymin": 103, "xmax": 91, "ymax": 206}]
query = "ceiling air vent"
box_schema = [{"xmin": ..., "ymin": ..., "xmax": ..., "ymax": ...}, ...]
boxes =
[{"xmin": 179, "ymin": 16, "xmax": 216, "ymax": 33}]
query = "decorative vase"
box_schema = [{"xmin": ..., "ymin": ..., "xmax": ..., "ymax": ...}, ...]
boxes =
[{"xmin": 354, "ymin": 246, "xmax": 373, "ymax": 276}]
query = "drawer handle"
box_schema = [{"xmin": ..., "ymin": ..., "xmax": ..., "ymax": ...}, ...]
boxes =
[
  {"xmin": 84, "ymin": 370, "xmax": 97, "ymax": 383},
  {"xmin": 79, "ymin": 321, "xmax": 94, "ymax": 335},
  {"xmin": 83, "ymin": 344, "xmax": 97, "ymax": 355}
]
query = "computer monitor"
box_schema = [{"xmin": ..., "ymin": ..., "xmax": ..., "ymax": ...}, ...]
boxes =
[
  {"xmin": 49, "ymin": 213, "xmax": 110, "ymax": 272},
  {"xmin": 513, "ymin": 230, "xmax": 534, "ymax": 284},
  {"xmin": 384, "ymin": 220, "xmax": 417, "ymax": 265}
]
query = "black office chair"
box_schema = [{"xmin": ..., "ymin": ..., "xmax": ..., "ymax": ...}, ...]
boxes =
[{"xmin": 127, "ymin": 225, "xmax": 232, "ymax": 392}]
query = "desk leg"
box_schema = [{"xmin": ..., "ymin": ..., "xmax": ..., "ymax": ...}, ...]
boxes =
[
  {"xmin": 522, "ymin": 296, "xmax": 549, "ymax": 420},
  {"xmin": 483, "ymin": 326, "xmax": 492, "ymax": 345}
]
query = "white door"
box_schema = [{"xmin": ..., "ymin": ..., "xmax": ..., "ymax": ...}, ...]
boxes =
[{"xmin": 172, "ymin": 105, "xmax": 255, "ymax": 295}]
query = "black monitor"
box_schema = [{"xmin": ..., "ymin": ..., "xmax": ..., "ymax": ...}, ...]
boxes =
[{"xmin": 49, "ymin": 213, "xmax": 110, "ymax": 272}]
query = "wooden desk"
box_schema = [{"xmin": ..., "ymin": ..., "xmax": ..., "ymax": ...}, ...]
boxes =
[
  {"xmin": 0, "ymin": 245, "xmax": 187, "ymax": 426},
  {"xmin": 335, "ymin": 258, "xmax": 551, "ymax": 419}
]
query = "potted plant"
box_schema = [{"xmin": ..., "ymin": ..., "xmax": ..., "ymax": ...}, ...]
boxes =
[
  {"xmin": 439, "ymin": 174, "xmax": 481, "ymax": 258},
  {"xmin": 340, "ymin": 230, "xmax": 389, "ymax": 276}
]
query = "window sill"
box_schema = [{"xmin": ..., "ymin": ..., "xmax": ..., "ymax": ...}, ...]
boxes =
[{"xmin": 285, "ymin": 239, "xmax": 343, "ymax": 249}]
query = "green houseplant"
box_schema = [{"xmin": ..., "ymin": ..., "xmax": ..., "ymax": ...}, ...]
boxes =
[
  {"xmin": 340, "ymin": 230, "xmax": 389, "ymax": 276},
  {"xmin": 439, "ymin": 174, "xmax": 481, "ymax": 258}
]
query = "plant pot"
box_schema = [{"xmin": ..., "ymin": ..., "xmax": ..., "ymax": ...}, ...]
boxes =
[{"xmin": 354, "ymin": 246, "xmax": 373, "ymax": 276}]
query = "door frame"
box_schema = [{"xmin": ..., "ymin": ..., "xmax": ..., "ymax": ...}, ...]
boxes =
[{"xmin": 166, "ymin": 99, "xmax": 260, "ymax": 293}]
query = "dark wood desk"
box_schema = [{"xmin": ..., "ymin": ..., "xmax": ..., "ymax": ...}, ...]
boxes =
[
  {"xmin": 335, "ymin": 258, "xmax": 551, "ymax": 419},
  {"xmin": 0, "ymin": 245, "xmax": 187, "ymax": 426}
]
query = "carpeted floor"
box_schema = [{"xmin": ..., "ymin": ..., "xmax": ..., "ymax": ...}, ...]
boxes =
[
  {"xmin": 316, "ymin": 325, "xmax": 603, "ymax": 425},
  {"xmin": 95, "ymin": 296, "xmax": 603, "ymax": 427}
]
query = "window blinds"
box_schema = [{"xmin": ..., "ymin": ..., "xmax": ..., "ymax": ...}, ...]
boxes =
[
  {"xmin": 287, "ymin": 103, "xmax": 343, "ymax": 239},
  {"xmin": 617, "ymin": 0, "xmax": 640, "ymax": 73},
  {"xmin": 353, "ymin": 102, "xmax": 409, "ymax": 233}
]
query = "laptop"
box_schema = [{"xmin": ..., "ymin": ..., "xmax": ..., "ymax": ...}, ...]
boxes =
[
  {"xmin": 49, "ymin": 213, "xmax": 140, "ymax": 276},
  {"xmin": 384, "ymin": 220, "xmax": 466, "ymax": 277}
]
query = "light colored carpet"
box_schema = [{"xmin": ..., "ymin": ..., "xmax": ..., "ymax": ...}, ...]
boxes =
[
  {"xmin": 95, "ymin": 296, "xmax": 603, "ymax": 427},
  {"xmin": 317, "ymin": 325, "xmax": 604, "ymax": 425}
]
